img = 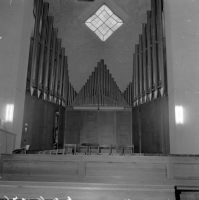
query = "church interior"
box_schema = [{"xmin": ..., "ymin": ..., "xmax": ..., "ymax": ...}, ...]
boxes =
[{"xmin": 0, "ymin": 0, "xmax": 199, "ymax": 199}]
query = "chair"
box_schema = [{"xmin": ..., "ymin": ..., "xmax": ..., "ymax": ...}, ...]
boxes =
[
  {"xmin": 98, "ymin": 144, "xmax": 111, "ymax": 155},
  {"xmin": 120, "ymin": 145, "xmax": 134, "ymax": 155},
  {"xmin": 44, "ymin": 150, "xmax": 51, "ymax": 155},
  {"xmin": 75, "ymin": 144, "xmax": 89, "ymax": 155},
  {"xmin": 110, "ymin": 144, "xmax": 119, "ymax": 155},
  {"xmin": 57, "ymin": 149, "xmax": 65, "ymax": 155},
  {"xmin": 50, "ymin": 149, "xmax": 58, "ymax": 155},
  {"xmin": 64, "ymin": 144, "xmax": 76, "ymax": 155},
  {"xmin": 88, "ymin": 143, "xmax": 99, "ymax": 155}
]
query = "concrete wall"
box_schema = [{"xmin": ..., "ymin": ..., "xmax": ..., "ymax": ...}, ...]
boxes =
[
  {"xmin": 0, "ymin": 0, "xmax": 34, "ymax": 148},
  {"xmin": 165, "ymin": 0, "xmax": 199, "ymax": 154},
  {"xmin": 45, "ymin": 0, "xmax": 150, "ymax": 92}
]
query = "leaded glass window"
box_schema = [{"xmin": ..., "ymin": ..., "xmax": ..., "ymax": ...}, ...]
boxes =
[{"xmin": 85, "ymin": 4, "xmax": 123, "ymax": 41}]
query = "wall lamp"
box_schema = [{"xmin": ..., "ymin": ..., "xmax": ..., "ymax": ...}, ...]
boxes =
[
  {"xmin": 175, "ymin": 105, "xmax": 183, "ymax": 124},
  {"xmin": 5, "ymin": 104, "xmax": 14, "ymax": 122}
]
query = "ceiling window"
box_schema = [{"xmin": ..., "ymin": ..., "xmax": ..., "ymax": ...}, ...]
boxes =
[{"xmin": 85, "ymin": 4, "xmax": 123, "ymax": 41}]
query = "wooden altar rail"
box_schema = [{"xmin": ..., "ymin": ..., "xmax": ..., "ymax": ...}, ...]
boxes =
[
  {"xmin": 0, "ymin": 154, "xmax": 199, "ymax": 199},
  {"xmin": 36, "ymin": 144, "xmax": 134, "ymax": 155},
  {"xmin": 1, "ymin": 154, "xmax": 199, "ymax": 184},
  {"xmin": 0, "ymin": 129, "xmax": 16, "ymax": 154}
]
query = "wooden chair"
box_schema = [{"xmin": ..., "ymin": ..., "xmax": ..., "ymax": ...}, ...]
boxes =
[
  {"xmin": 50, "ymin": 149, "xmax": 58, "ymax": 155},
  {"xmin": 88, "ymin": 143, "xmax": 99, "ymax": 155},
  {"xmin": 110, "ymin": 144, "xmax": 119, "ymax": 155},
  {"xmin": 57, "ymin": 149, "xmax": 65, "ymax": 155},
  {"xmin": 75, "ymin": 144, "xmax": 89, "ymax": 155},
  {"xmin": 64, "ymin": 144, "xmax": 76, "ymax": 155},
  {"xmin": 98, "ymin": 144, "xmax": 111, "ymax": 155},
  {"xmin": 120, "ymin": 145, "xmax": 134, "ymax": 155},
  {"xmin": 44, "ymin": 150, "xmax": 51, "ymax": 155}
]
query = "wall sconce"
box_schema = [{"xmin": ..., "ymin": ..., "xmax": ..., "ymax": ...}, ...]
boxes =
[
  {"xmin": 5, "ymin": 104, "xmax": 14, "ymax": 122},
  {"xmin": 175, "ymin": 105, "xmax": 183, "ymax": 124}
]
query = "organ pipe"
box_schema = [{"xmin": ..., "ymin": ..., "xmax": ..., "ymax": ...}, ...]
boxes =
[
  {"xmin": 37, "ymin": 3, "xmax": 49, "ymax": 98},
  {"xmin": 135, "ymin": 45, "xmax": 139, "ymax": 106},
  {"xmin": 53, "ymin": 39, "xmax": 62, "ymax": 104},
  {"xmin": 43, "ymin": 16, "xmax": 53, "ymax": 100},
  {"xmin": 151, "ymin": 0, "xmax": 158, "ymax": 99},
  {"xmin": 74, "ymin": 60, "xmax": 128, "ymax": 107},
  {"xmin": 30, "ymin": 0, "xmax": 43, "ymax": 95},
  {"xmin": 62, "ymin": 56, "xmax": 67, "ymax": 106},
  {"xmin": 142, "ymin": 24, "xmax": 147, "ymax": 103},
  {"xmin": 132, "ymin": 0, "xmax": 167, "ymax": 107},
  {"xmin": 58, "ymin": 48, "xmax": 65, "ymax": 105},
  {"xmin": 139, "ymin": 35, "xmax": 143, "ymax": 104},
  {"xmin": 27, "ymin": 0, "xmax": 77, "ymax": 107},
  {"xmin": 156, "ymin": 0, "xmax": 166, "ymax": 97},
  {"xmin": 49, "ymin": 29, "xmax": 58, "ymax": 102},
  {"xmin": 146, "ymin": 11, "xmax": 152, "ymax": 101}
]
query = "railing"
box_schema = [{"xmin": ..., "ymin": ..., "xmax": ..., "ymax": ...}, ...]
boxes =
[{"xmin": 36, "ymin": 144, "xmax": 134, "ymax": 156}]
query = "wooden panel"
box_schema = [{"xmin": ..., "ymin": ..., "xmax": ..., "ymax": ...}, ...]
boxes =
[
  {"xmin": 0, "ymin": 131, "xmax": 16, "ymax": 154},
  {"xmin": 2, "ymin": 160, "xmax": 78, "ymax": 177},
  {"xmin": 21, "ymin": 95, "xmax": 62, "ymax": 151},
  {"xmin": 58, "ymin": 106, "xmax": 65, "ymax": 148},
  {"xmin": 174, "ymin": 164, "xmax": 199, "ymax": 179},
  {"xmin": 29, "ymin": 97, "xmax": 45, "ymax": 151},
  {"xmin": 0, "ymin": 130, "xmax": 6, "ymax": 153},
  {"xmin": 42, "ymin": 103, "xmax": 57, "ymax": 150},
  {"xmin": 132, "ymin": 96, "xmax": 169, "ymax": 154},
  {"xmin": 116, "ymin": 111, "xmax": 132, "ymax": 145},
  {"xmin": 132, "ymin": 106, "xmax": 140, "ymax": 153},
  {"xmin": 86, "ymin": 162, "xmax": 166, "ymax": 179},
  {"xmin": 65, "ymin": 111, "xmax": 132, "ymax": 146},
  {"xmin": 80, "ymin": 111, "xmax": 98, "ymax": 144},
  {"xmin": 21, "ymin": 94, "xmax": 32, "ymax": 147},
  {"xmin": 65, "ymin": 110, "xmax": 82, "ymax": 144},
  {"xmin": 98, "ymin": 111, "xmax": 114, "ymax": 145},
  {"xmin": 6, "ymin": 133, "xmax": 15, "ymax": 154},
  {"xmin": 140, "ymin": 97, "xmax": 169, "ymax": 153}
]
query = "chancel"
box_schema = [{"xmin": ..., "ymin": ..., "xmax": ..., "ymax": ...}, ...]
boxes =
[{"xmin": 0, "ymin": 0, "xmax": 199, "ymax": 199}]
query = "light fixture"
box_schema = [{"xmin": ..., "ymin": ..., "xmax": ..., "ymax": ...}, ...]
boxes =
[
  {"xmin": 5, "ymin": 104, "xmax": 14, "ymax": 122},
  {"xmin": 73, "ymin": 106, "xmax": 98, "ymax": 110},
  {"xmin": 175, "ymin": 105, "xmax": 183, "ymax": 124},
  {"xmin": 99, "ymin": 106, "xmax": 124, "ymax": 110}
]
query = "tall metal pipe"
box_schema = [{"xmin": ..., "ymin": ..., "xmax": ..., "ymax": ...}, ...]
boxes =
[
  {"xmin": 53, "ymin": 38, "xmax": 62, "ymax": 104},
  {"xmin": 37, "ymin": 3, "xmax": 49, "ymax": 98},
  {"xmin": 139, "ymin": 35, "xmax": 143, "ymax": 104},
  {"xmin": 135, "ymin": 44, "xmax": 139, "ymax": 106},
  {"xmin": 151, "ymin": 0, "xmax": 158, "ymax": 99},
  {"xmin": 156, "ymin": 0, "xmax": 165, "ymax": 97},
  {"xmin": 49, "ymin": 29, "xmax": 58, "ymax": 102},
  {"xmin": 146, "ymin": 11, "xmax": 152, "ymax": 101},
  {"xmin": 142, "ymin": 24, "xmax": 147, "ymax": 103},
  {"xmin": 30, "ymin": 0, "xmax": 43, "ymax": 95},
  {"xmin": 58, "ymin": 48, "xmax": 65, "ymax": 105},
  {"xmin": 43, "ymin": 16, "xmax": 53, "ymax": 100}
]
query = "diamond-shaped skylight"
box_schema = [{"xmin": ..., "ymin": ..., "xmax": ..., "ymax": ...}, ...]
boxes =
[{"xmin": 85, "ymin": 4, "xmax": 123, "ymax": 41}]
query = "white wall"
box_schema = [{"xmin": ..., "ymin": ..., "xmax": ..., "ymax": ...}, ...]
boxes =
[
  {"xmin": 165, "ymin": 0, "xmax": 199, "ymax": 154},
  {"xmin": 0, "ymin": 0, "xmax": 34, "ymax": 148}
]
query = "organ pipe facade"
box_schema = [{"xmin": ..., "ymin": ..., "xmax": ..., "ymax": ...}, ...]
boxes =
[
  {"xmin": 73, "ymin": 60, "xmax": 129, "ymax": 107},
  {"xmin": 27, "ymin": 0, "xmax": 76, "ymax": 106},
  {"xmin": 132, "ymin": 0, "xmax": 167, "ymax": 107},
  {"xmin": 27, "ymin": 0, "xmax": 167, "ymax": 109}
]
